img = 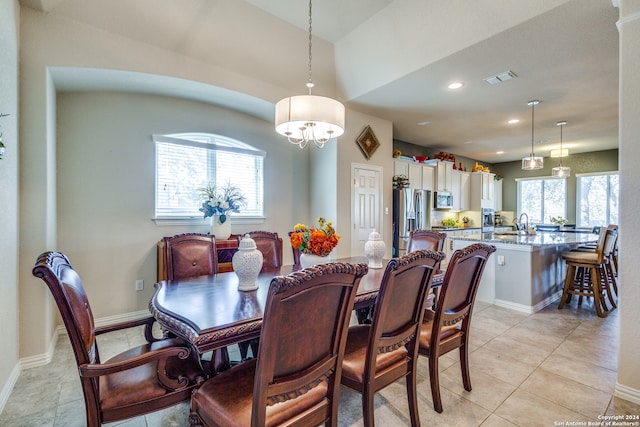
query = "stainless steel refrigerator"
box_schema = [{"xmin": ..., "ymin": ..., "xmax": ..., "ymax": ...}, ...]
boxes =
[{"xmin": 392, "ymin": 188, "xmax": 431, "ymax": 256}]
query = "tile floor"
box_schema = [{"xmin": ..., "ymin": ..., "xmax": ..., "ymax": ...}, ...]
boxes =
[{"xmin": 2, "ymin": 298, "xmax": 639, "ymax": 427}]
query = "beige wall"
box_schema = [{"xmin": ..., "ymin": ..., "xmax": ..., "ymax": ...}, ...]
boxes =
[
  {"xmin": 617, "ymin": 0, "xmax": 640, "ymax": 398},
  {"xmin": 56, "ymin": 91, "xmax": 308, "ymax": 318},
  {"xmin": 0, "ymin": 0, "xmax": 20, "ymax": 411}
]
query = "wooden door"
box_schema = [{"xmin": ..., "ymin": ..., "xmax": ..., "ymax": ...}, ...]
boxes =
[{"xmin": 352, "ymin": 164, "xmax": 383, "ymax": 256}]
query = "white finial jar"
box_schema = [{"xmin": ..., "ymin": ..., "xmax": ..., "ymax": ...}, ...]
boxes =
[
  {"xmin": 233, "ymin": 234, "xmax": 264, "ymax": 291},
  {"xmin": 364, "ymin": 229, "xmax": 386, "ymax": 269}
]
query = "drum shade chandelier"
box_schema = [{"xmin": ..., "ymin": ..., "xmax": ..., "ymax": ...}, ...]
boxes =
[
  {"xmin": 274, "ymin": 0, "xmax": 345, "ymax": 149},
  {"xmin": 552, "ymin": 121, "xmax": 571, "ymax": 178},
  {"xmin": 522, "ymin": 100, "xmax": 544, "ymax": 170}
]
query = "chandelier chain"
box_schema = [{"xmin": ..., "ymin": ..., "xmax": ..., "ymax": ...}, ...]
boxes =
[{"xmin": 307, "ymin": 0, "xmax": 313, "ymax": 94}]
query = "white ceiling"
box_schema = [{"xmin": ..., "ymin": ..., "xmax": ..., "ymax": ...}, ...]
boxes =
[{"xmin": 20, "ymin": 0, "xmax": 620, "ymax": 164}]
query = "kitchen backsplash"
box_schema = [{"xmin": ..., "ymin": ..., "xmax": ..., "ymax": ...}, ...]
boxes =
[{"xmin": 432, "ymin": 210, "xmax": 481, "ymax": 228}]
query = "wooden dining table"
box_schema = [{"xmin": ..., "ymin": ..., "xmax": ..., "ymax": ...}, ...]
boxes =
[{"xmin": 149, "ymin": 256, "xmax": 444, "ymax": 354}]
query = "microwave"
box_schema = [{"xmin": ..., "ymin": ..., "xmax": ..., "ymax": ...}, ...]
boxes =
[{"xmin": 434, "ymin": 191, "xmax": 453, "ymax": 210}]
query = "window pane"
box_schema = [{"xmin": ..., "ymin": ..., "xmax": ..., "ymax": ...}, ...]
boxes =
[
  {"xmin": 155, "ymin": 134, "xmax": 264, "ymax": 218},
  {"xmin": 518, "ymin": 178, "xmax": 566, "ymax": 224},
  {"xmin": 543, "ymin": 179, "xmax": 566, "ymax": 223},
  {"xmin": 520, "ymin": 180, "xmax": 542, "ymax": 223},
  {"xmin": 578, "ymin": 173, "xmax": 619, "ymax": 227}
]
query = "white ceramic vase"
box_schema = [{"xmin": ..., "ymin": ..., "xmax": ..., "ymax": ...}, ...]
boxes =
[
  {"xmin": 364, "ymin": 229, "xmax": 386, "ymax": 269},
  {"xmin": 299, "ymin": 253, "xmax": 331, "ymax": 269},
  {"xmin": 210, "ymin": 214, "xmax": 231, "ymax": 240},
  {"xmin": 232, "ymin": 234, "xmax": 263, "ymax": 291}
]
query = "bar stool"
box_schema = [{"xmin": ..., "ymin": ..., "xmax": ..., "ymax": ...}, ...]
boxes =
[{"xmin": 558, "ymin": 227, "xmax": 617, "ymax": 317}]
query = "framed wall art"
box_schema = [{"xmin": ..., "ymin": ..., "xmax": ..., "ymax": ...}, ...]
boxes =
[{"xmin": 355, "ymin": 125, "xmax": 380, "ymax": 159}]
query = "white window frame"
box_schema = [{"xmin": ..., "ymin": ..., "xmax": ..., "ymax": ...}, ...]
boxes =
[
  {"xmin": 576, "ymin": 171, "xmax": 619, "ymax": 228},
  {"xmin": 153, "ymin": 133, "xmax": 266, "ymax": 226},
  {"xmin": 516, "ymin": 176, "xmax": 567, "ymax": 224}
]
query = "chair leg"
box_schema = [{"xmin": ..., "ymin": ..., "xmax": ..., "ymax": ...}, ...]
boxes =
[
  {"xmin": 362, "ymin": 385, "xmax": 376, "ymax": 427},
  {"xmin": 460, "ymin": 343, "xmax": 472, "ymax": 392},
  {"xmin": 558, "ymin": 264, "xmax": 576, "ymax": 309},
  {"xmin": 406, "ymin": 370, "xmax": 420, "ymax": 427},
  {"xmin": 591, "ymin": 267, "xmax": 607, "ymax": 318},
  {"xmin": 429, "ymin": 352, "xmax": 443, "ymax": 413}
]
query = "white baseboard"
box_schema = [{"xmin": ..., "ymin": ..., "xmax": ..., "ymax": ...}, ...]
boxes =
[
  {"xmin": 0, "ymin": 363, "xmax": 21, "ymax": 415},
  {"xmin": 615, "ymin": 382, "xmax": 640, "ymax": 405},
  {"xmin": 493, "ymin": 291, "xmax": 563, "ymax": 315},
  {"xmin": 21, "ymin": 309, "xmax": 152, "ymax": 367}
]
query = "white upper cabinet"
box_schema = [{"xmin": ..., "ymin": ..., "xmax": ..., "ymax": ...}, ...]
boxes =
[
  {"xmin": 451, "ymin": 170, "xmax": 471, "ymax": 211},
  {"xmin": 422, "ymin": 166, "xmax": 434, "ymax": 192},
  {"xmin": 470, "ymin": 172, "xmax": 495, "ymax": 210},
  {"xmin": 394, "ymin": 159, "xmax": 409, "ymax": 179},
  {"xmin": 425, "ymin": 160, "xmax": 453, "ymax": 192},
  {"xmin": 494, "ymin": 179, "xmax": 503, "ymax": 211},
  {"xmin": 408, "ymin": 162, "xmax": 423, "ymax": 190}
]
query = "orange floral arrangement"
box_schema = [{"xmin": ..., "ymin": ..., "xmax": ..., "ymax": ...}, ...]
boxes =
[{"xmin": 290, "ymin": 217, "xmax": 340, "ymax": 256}]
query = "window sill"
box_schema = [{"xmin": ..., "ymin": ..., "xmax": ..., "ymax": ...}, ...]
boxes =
[{"xmin": 152, "ymin": 216, "xmax": 266, "ymax": 227}]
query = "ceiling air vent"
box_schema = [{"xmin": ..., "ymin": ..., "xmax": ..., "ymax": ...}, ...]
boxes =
[{"xmin": 483, "ymin": 70, "xmax": 517, "ymax": 85}]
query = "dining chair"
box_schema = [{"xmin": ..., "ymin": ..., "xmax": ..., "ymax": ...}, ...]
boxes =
[
  {"xmin": 235, "ymin": 231, "xmax": 283, "ymax": 360},
  {"xmin": 32, "ymin": 252, "xmax": 206, "ymax": 427},
  {"xmin": 163, "ymin": 232, "xmax": 231, "ymax": 371},
  {"xmin": 418, "ymin": 243, "xmax": 496, "ymax": 413},
  {"xmin": 340, "ymin": 250, "xmax": 445, "ymax": 427},
  {"xmin": 189, "ymin": 262, "xmax": 368, "ymax": 427},
  {"xmin": 236, "ymin": 231, "xmax": 283, "ymax": 270},
  {"xmin": 163, "ymin": 233, "xmax": 218, "ymax": 280},
  {"xmin": 406, "ymin": 230, "xmax": 446, "ymax": 309},
  {"xmin": 287, "ymin": 231, "xmax": 302, "ymax": 267},
  {"xmin": 406, "ymin": 230, "xmax": 446, "ymax": 253}
]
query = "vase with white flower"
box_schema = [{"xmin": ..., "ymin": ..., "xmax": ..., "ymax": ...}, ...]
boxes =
[
  {"xmin": 198, "ymin": 182, "xmax": 246, "ymax": 240},
  {"xmin": 289, "ymin": 218, "xmax": 340, "ymax": 268}
]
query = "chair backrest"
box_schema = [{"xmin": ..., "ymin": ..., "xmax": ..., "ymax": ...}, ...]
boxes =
[
  {"xmin": 163, "ymin": 233, "xmax": 218, "ymax": 280},
  {"xmin": 597, "ymin": 226, "xmax": 618, "ymax": 264},
  {"xmin": 406, "ymin": 230, "xmax": 446, "ymax": 253},
  {"xmin": 32, "ymin": 252, "xmax": 101, "ymax": 407},
  {"xmin": 367, "ymin": 250, "xmax": 444, "ymax": 371},
  {"xmin": 287, "ymin": 231, "xmax": 302, "ymax": 266},
  {"xmin": 536, "ymin": 224, "xmax": 560, "ymax": 232},
  {"xmin": 251, "ymin": 262, "xmax": 368, "ymax": 426},
  {"xmin": 236, "ymin": 231, "xmax": 283, "ymax": 270},
  {"xmin": 432, "ymin": 243, "xmax": 496, "ymax": 341}
]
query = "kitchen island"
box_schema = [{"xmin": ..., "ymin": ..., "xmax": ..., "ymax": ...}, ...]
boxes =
[{"xmin": 452, "ymin": 232, "xmax": 598, "ymax": 313}]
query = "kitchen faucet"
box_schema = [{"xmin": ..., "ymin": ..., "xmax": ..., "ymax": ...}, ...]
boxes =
[{"xmin": 518, "ymin": 213, "xmax": 529, "ymax": 231}]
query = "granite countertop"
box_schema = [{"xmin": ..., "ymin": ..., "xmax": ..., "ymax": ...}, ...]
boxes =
[{"xmin": 452, "ymin": 231, "xmax": 598, "ymax": 246}]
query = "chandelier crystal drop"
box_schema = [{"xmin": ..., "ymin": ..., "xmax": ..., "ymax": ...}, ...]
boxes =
[
  {"xmin": 552, "ymin": 121, "xmax": 571, "ymax": 178},
  {"xmin": 521, "ymin": 100, "xmax": 544, "ymax": 170},
  {"xmin": 274, "ymin": 0, "xmax": 345, "ymax": 149}
]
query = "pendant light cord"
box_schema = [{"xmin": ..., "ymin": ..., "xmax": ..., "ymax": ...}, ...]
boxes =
[{"xmin": 307, "ymin": 0, "xmax": 314, "ymax": 95}]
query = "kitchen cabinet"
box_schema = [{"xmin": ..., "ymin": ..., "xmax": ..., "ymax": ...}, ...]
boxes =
[
  {"xmin": 394, "ymin": 159, "xmax": 434, "ymax": 191},
  {"xmin": 494, "ymin": 179, "xmax": 503, "ymax": 211},
  {"xmin": 454, "ymin": 171, "xmax": 470, "ymax": 211},
  {"xmin": 394, "ymin": 159, "xmax": 409, "ymax": 179},
  {"xmin": 470, "ymin": 172, "xmax": 496, "ymax": 210},
  {"xmin": 422, "ymin": 165, "xmax": 434, "ymax": 192},
  {"xmin": 425, "ymin": 160, "xmax": 453, "ymax": 192},
  {"xmin": 408, "ymin": 162, "xmax": 423, "ymax": 190}
]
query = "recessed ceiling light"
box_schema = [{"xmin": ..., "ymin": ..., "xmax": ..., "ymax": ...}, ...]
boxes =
[
  {"xmin": 463, "ymin": 140, "xmax": 473, "ymax": 144},
  {"xmin": 508, "ymin": 119, "xmax": 520, "ymax": 124},
  {"xmin": 496, "ymin": 151, "xmax": 504, "ymax": 155},
  {"xmin": 448, "ymin": 82, "xmax": 464, "ymax": 89},
  {"xmin": 417, "ymin": 121, "xmax": 430, "ymax": 126}
]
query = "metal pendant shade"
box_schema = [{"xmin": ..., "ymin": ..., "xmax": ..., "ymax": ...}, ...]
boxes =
[
  {"xmin": 522, "ymin": 100, "xmax": 544, "ymax": 170},
  {"xmin": 552, "ymin": 121, "xmax": 571, "ymax": 178},
  {"xmin": 274, "ymin": 0, "xmax": 345, "ymax": 149}
]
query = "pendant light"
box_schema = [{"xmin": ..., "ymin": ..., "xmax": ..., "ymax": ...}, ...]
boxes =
[
  {"xmin": 521, "ymin": 100, "xmax": 544, "ymax": 170},
  {"xmin": 274, "ymin": 0, "xmax": 345, "ymax": 149},
  {"xmin": 551, "ymin": 121, "xmax": 571, "ymax": 178}
]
